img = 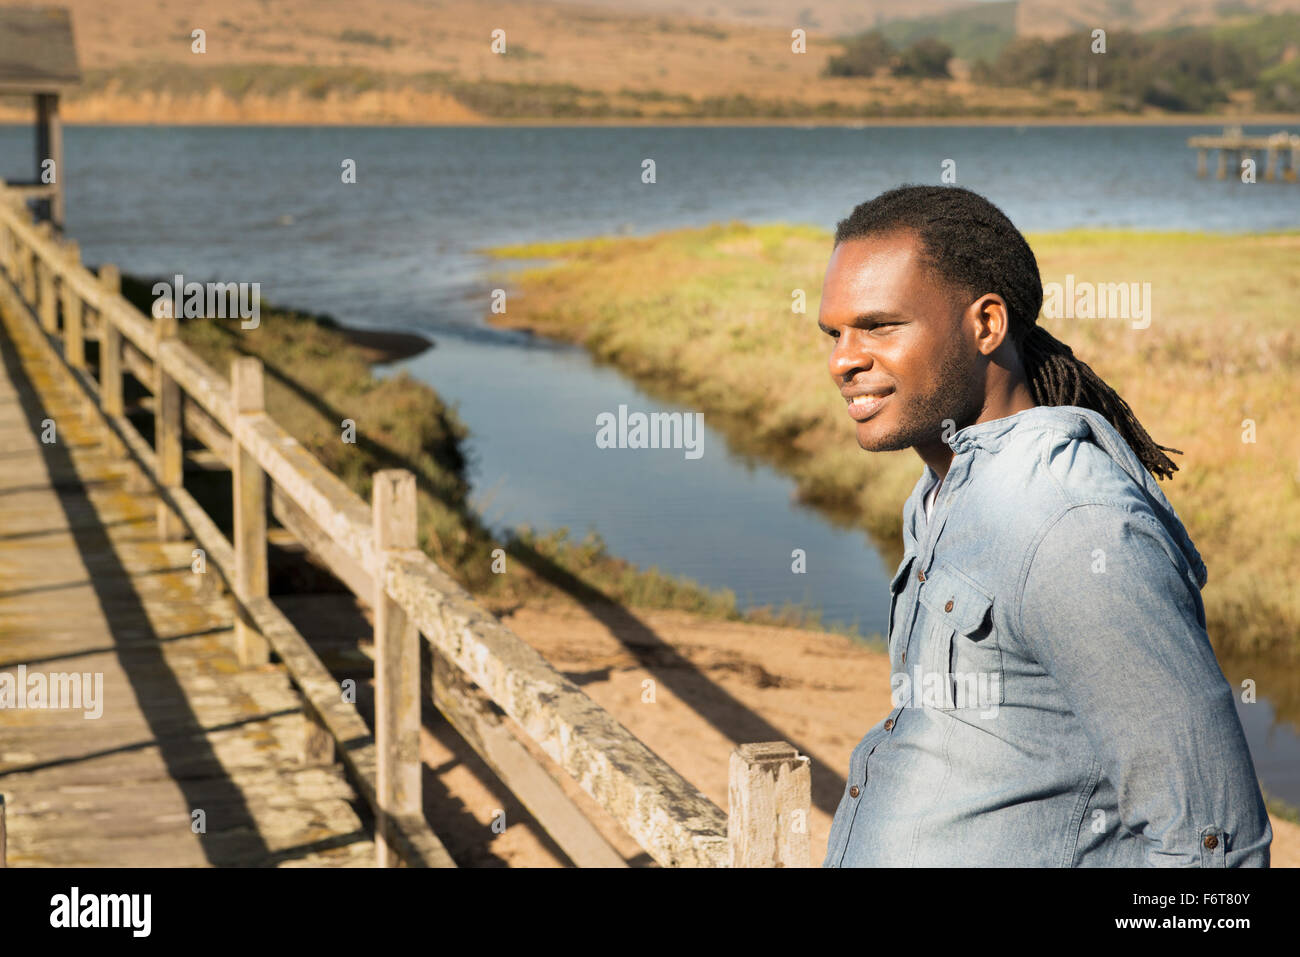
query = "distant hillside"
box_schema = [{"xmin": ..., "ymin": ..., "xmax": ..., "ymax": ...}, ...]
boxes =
[
  {"xmin": 556, "ymin": 0, "xmax": 1300, "ymax": 39},
  {"xmin": 547, "ymin": 0, "xmax": 972, "ymax": 35},
  {"xmin": 972, "ymin": 11, "xmax": 1300, "ymax": 111},
  {"xmin": 0, "ymin": 0, "xmax": 1090, "ymax": 123},
  {"xmin": 836, "ymin": 0, "xmax": 1300, "ymax": 71},
  {"xmin": 1016, "ymin": 0, "xmax": 1300, "ymax": 38},
  {"xmin": 0, "ymin": 0, "xmax": 1295, "ymax": 122},
  {"xmin": 878, "ymin": 0, "xmax": 1018, "ymax": 63}
]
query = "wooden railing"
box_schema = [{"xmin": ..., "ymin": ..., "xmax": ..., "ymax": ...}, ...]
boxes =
[{"xmin": 0, "ymin": 181, "xmax": 812, "ymax": 868}]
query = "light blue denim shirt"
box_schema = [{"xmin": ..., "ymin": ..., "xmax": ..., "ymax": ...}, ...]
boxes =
[{"xmin": 823, "ymin": 405, "xmax": 1271, "ymax": 867}]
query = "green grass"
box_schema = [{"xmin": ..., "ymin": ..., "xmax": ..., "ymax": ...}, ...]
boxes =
[
  {"xmin": 337, "ymin": 29, "xmax": 397, "ymax": 49},
  {"xmin": 1265, "ymin": 792, "xmax": 1300, "ymax": 827},
  {"xmin": 77, "ymin": 64, "xmax": 639, "ymax": 118},
  {"xmin": 1209, "ymin": 12, "xmax": 1300, "ymax": 66}
]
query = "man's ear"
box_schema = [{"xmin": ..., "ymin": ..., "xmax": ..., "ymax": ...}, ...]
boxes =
[{"xmin": 970, "ymin": 294, "xmax": 1011, "ymax": 356}]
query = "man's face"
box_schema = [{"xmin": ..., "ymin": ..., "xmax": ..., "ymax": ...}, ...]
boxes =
[{"xmin": 818, "ymin": 230, "xmax": 985, "ymax": 454}]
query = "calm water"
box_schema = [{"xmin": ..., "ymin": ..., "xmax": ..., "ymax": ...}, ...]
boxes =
[{"xmin": 2, "ymin": 123, "xmax": 1297, "ymax": 800}]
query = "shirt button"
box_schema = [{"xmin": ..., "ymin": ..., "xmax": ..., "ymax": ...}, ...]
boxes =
[
  {"xmin": 945, "ymin": 599, "xmax": 954, "ymax": 612},
  {"xmin": 884, "ymin": 719, "xmax": 894, "ymax": 731},
  {"xmin": 918, "ymin": 569, "xmax": 926, "ymax": 582},
  {"xmin": 849, "ymin": 785, "xmax": 860, "ymax": 798},
  {"xmin": 1204, "ymin": 834, "xmax": 1219, "ymax": 850}
]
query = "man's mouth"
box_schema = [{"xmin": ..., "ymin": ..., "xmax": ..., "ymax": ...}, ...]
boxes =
[{"xmin": 846, "ymin": 390, "xmax": 893, "ymax": 421}]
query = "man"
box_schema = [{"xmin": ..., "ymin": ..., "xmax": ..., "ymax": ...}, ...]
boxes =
[{"xmin": 818, "ymin": 185, "xmax": 1270, "ymax": 867}]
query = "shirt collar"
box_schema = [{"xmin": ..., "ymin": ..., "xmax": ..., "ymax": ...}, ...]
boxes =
[
  {"xmin": 947, "ymin": 405, "xmax": 1088, "ymax": 455},
  {"xmin": 906, "ymin": 406, "xmax": 1077, "ymax": 544},
  {"xmin": 913, "ymin": 404, "xmax": 1207, "ymax": 589}
]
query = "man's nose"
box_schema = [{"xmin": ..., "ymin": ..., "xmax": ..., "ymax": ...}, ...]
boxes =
[{"xmin": 828, "ymin": 334, "xmax": 872, "ymax": 380}]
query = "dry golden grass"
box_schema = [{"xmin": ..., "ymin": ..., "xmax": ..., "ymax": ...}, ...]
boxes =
[
  {"xmin": 1016, "ymin": 0, "xmax": 1300, "ymax": 38},
  {"xmin": 11, "ymin": 0, "xmax": 900, "ymax": 100}
]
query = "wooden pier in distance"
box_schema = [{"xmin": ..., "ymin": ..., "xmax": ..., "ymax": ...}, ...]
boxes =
[{"xmin": 1188, "ymin": 126, "xmax": 1300, "ymax": 181}]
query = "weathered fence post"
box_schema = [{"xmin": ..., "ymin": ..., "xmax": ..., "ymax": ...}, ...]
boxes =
[
  {"xmin": 0, "ymin": 190, "xmax": 10, "ymax": 273},
  {"xmin": 374, "ymin": 469, "xmax": 421, "ymax": 868},
  {"xmin": 96, "ymin": 264, "xmax": 127, "ymax": 464},
  {"xmin": 61, "ymin": 240, "xmax": 82, "ymax": 368},
  {"xmin": 154, "ymin": 308, "xmax": 184, "ymax": 540},
  {"xmin": 35, "ymin": 223, "xmax": 56, "ymax": 334},
  {"xmin": 37, "ymin": 258, "xmax": 56, "ymax": 332},
  {"xmin": 299, "ymin": 700, "xmax": 335, "ymax": 767},
  {"xmin": 727, "ymin": 741, "xmax": 811, "ymax": 867},
  {"xmin": 232, "ymin": 356, "xmax": 270, "ymax": 666},
  {"xmin": 10, "ymin": 227, "xmax": 23, "ymax": 294},
  {"xmin": 20, "ymin": 232, "xmax": 36, "ymax": 304},
  {"xmin": 98, "ymin": 265, "xmax": 122, "ymax": 415}
]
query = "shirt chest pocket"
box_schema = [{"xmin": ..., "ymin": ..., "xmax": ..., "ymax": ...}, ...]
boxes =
[{"xmin": 916, "ymin": 563, "xmax": 1002, "ymax": 711}]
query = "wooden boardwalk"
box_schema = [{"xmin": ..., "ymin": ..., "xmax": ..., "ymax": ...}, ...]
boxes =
[
  {"xmin": 0, "ymin": 301, "xmax": 374, "ymax": 866},
  {"xmin": 0, "ymin": 183, "xmax": 810, "ymax": 870}
]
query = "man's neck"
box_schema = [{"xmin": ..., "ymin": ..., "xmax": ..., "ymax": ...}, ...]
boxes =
[{"xmin": 917, "ymin": 383, "xmax": 1038, "ymax": 481}]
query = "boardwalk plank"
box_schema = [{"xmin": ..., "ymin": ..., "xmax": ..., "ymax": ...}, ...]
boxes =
[{"xmin": 0, "ymin": 304, "xmax": 376, "ymax": 867}]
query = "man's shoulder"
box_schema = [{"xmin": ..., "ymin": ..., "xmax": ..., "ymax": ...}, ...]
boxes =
[
  {"xmin": 997, "ymin": 410, "xmax": 1154, "ymax": 515},
  {"xmin": 967, "ymin": 411, "xmax": 1190, "ymax": 572},
  {"xmin": 993, "ymin": 411, "xmax": 1205, "ymax": 590}
]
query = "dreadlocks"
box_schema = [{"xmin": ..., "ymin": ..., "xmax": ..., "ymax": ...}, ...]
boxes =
[{"xmin": 833, "ymin": 185, "xmax": 1182, "ymax": 480}]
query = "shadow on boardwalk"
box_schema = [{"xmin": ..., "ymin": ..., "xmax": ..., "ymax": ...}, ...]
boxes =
[
  {"xmin": 246, "ymin": 336, "xmax": 848, "ymax": 820},
  {"xmin": 0, "ymin": 310, "xmax": 372, "ymax": 866}
]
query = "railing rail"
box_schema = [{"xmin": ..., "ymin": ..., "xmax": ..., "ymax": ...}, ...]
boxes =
[{"xmin": 0, "ymin": 180, "xmax": 811, "ymax": 868}]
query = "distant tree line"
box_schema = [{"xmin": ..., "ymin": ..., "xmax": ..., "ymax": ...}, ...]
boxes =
[
  {"xmin": 826, "ymin": 32, "xmax": 954, "ymax": 80},
  {"xmin": 972, "ymin": 29, "xmax": 1254, "ymax": 112},
  {"xmin": 825, "ymin": 14, "xmax": 1300, "ymax": 112}
]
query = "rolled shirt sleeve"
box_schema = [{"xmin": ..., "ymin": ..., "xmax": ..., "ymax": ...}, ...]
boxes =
[{"xmin": 1016, "ymin": 503, "xmax": 1271, "ymax": 867}]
